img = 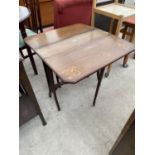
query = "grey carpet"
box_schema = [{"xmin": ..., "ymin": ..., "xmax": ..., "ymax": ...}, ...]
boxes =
[{"xmin": 20, "ymin": 53, "xmax": 135, "ymax": 155}]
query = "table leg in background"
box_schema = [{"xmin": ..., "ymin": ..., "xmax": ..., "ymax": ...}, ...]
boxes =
[
  {"xmin": 27, "ymin": 47, "xmax": 38, "ymax": 75},
  {"xmin": 50, "ymin": 69, "xmax": 61, "ymax": 111},
  {"xmin": 123, "ymin": 54, "xmax": 130, "ymax": 68},
  {"xmin": 43, "ymin": 63, "xmax": 61, "ymax": 111},
  {"xmin": 42, "ymin": 61, "xmax": 52, "ymax": 97},
  {"xmin": 105, "ymin": 64, "xmax": 112, "ymax": 78}
]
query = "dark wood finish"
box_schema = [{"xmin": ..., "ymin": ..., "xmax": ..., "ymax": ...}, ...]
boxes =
[
  {"xmin": 39, "ymin": 0, "xmax": 54, "ymax": 27},
  {"xmin": 23, "ymin": 0, "xmax": 43, "ymax": 33},
  {"xmin": 25, "ymin": 24, "xmax": 94, "ymax": 50},
  {"xmin": 19, "ymin": 59, "xmax": 47, "ymax": 126},
  {"xmin": 109, "ymin": 110, "xmax": 135, "ymax": 155},
  {"xmin": 47, "ymin": 65, "xmax": 61, "ymax": 111},
  {"xmin": 93, "ymin": 68, "xmax": 105, "ymax": 106},
  {"xmin": 19, "ymin": 84, "xmax": 26, "ymax": 94},
  {"xmin": 25, "ymin": 24, "xmax": 134, "ymax": 109},
  {"xmin": 25, "ymin": 24, "xmax": 134, "ymax": 84},
  {"xmin": 19, "ymin": 6, "xmax": 38, "ymax": 75},
  {"xmin": 20, "ymin": 95, "xmax": 38, "ymax": 126},
  {"xmin": 42, "ymin": 61, "xmax": 53, "ymax": 97},
  {"xmin": 20, "ymin": 0, "xmax": 54, "ymax": 27}
]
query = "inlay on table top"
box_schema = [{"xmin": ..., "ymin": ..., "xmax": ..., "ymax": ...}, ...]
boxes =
[{"xmin": 25, "ymin": 24, "xmax": 134, "ymax": 84}]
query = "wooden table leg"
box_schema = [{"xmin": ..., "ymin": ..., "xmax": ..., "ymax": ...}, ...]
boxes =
[
  {"xmin": 122, "ymin": 25, "xmax": 128, "ymax": 39},
  {"xmin": 56, "ymin": 75, "xmax": 61, "ymax": 87},
  {"xmin": 44, "ymin": 63, "xmax": 61, "ymax": 111},
  {"xmin": 122, "ymin": 24, "xmax": 135, "ymax": 63},
  {"xmin": 42, "ymin": 62, "xmax": 52, "ymax": 97},
  {"xmin": 97, "ymin": 70, "xmax": 101, "ymax": 80},
  {"xmin": 131, "ymin": 28, "xmax": 135, "ymax": 59},
  {"xmin": 130, "ymin": 26, "xmax": 135, "ymax": 42},
  {"xmin": 27, "ymin": 47, "xmax": 38, "ymax": 75},
  {"xmin": 93, "ymin": 68, "xmax": 105, "ymax": 106},
  {"xmin": 91, "ymin": 0, "xmax": 96, "ymax": 27},
  {"xmin": 50, "ymin": 70, "xmax": 61, "ymax": 111},
  {"xmin": 105, "ymin": 17, "xmax": 121, "ymax": 78},
  {"xmin": 105, "ymin": 64, "xmax": 112, "ymax": 78},
  {"xmin": 19, "ymin": 22, "xmax": 27, "ymax": 38},
  {"xmin": 115, "ymin": 16, "xmax": 131, "ymax": 70},
  {"xmin": 123, "ymin": 53, "xmax": 130, "ymax": 68},
  {"xmin": 115, "ymin": 16, "xmax": 123, "ymax": 37}
]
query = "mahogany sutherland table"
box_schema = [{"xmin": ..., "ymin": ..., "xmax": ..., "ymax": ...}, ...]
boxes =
[{"xmin": 25, "ymin": 24, "xmax": 134, "ymax": 111}]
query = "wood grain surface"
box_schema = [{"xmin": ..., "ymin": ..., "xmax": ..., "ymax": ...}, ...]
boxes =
[{"xmin": 25, "ymin": 24, "xmax": 134, "ymax": 83}]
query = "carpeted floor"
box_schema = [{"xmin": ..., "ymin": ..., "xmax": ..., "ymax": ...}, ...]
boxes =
[{"xmin": 19, "ymin": 53, "xmax": 135, "ymax": 155}]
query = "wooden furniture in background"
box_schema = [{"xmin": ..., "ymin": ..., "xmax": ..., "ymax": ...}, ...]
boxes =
[
  {"xmin": 25, "ymin": 24, "xmax": 134, "ymax": 111},
  {"xmin": 92, "ymin": 0, "xmax": 135, "ymax": 36},
  {"xmin": 40, "ymin": 0, "xmax": 54, "ymax": 27},
  {"xmin": 92, "ymin": 1, "xmax": 125, "ymax": 36},
  {"xmin": 121, "ymin": 15, "xmax": 135, "ymax": 42},
  {"xmin": 121, "ymin": 15, "xmax": 135, "ymax": 59},
  {"xmin": 20, "ymin": 0, "xmax": 54, "ymax": 27},
  {"xmin": 23, "ymin": 0, "xmax": 43, "ymax": 33},
  {"xmin": 19, "ymin": 58, "xmax": 47, "ymax": 126},
  {"xmin": 91, "ymin": 0, "xmax": 135, "ymax": 77}
]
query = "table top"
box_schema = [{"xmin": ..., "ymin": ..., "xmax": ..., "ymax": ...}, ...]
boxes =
[
  {"xmin": 19, "ymin": 6, "xmax": 30, "ymax": 23},
  {"xmin": 25, "ymin": 24, "xmax": 134, "ymax": 84},
  {"xmin": 95, "ymin": 3, "xmax": 135, "ymax": 19}
]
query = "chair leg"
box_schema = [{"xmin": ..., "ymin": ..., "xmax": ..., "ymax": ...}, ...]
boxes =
[
  {"xmin": 19, "ymin": 84, "xmax": 26, "ymax": 95},
  {"xmin": 56, "ymin": 75, "xmax": 60, "ymax": 85},
  {"xmin": 129, "ymin": 27, "xmax": 135, "ymax": 42},
  {"xmin": 19, "ymin": 48, "xmax": 25, "ymax": 58},
  {"xmin": 105, "ymin": 64, "xmax": 112, "ymax": 78},
  {"xmin": 122, "ymin": 25, "xmax": 135, "ymax": 67},
  {"xmin": 122, "ymin": 25, "xmax": 128, "ymax": 39},
  {"xmin": 27, "ymin": 47, "xmax": 38, "ymax": 75},
  {"xmin": 131, "ymin": 28, "xmax": 135, "ymax": 59},
  {"xmin": 123, "ymin": 54, "xmax": 130, "ymax": 68}
]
